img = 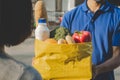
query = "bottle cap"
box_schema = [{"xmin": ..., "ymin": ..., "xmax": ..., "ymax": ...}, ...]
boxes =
[{"xmin": 38, "ymin": 18, "xmax": 46, "ymax": 23}]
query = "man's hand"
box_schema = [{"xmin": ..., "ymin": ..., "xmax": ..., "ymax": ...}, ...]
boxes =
[
  {"xmin": 92, "ymin": 65, "xmax": 97, "ymax": 79},
  {"xmin": 92, "ymin": 46, "xmax": 120, "ymax": 77}
]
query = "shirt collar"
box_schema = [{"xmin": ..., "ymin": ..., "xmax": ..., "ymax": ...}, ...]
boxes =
[
  {"xmin": 81, "ymin": 0, "xmax": 88, "ymax": 12},
  {"xmin": 99, "ymin": 1, "xmax": 111, "ymax": 12},
  {"xmin": 81, "ymin": 0, "xmax": 111, "ymax": 12}
]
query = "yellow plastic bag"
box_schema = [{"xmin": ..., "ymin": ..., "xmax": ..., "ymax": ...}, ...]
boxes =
[{"xmin": 32, "ymin": 39, "xmax": 92, "ymax": 80}]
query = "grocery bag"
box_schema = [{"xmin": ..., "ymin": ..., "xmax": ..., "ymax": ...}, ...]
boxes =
[{"xmin": 32, "ymin": 39, "xmax": 92, "ymax": 80}]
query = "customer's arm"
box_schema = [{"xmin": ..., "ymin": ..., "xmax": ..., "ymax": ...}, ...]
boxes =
[{"xmin": 94, "ymin": 46, "xmax": 120, "ymax": 76}]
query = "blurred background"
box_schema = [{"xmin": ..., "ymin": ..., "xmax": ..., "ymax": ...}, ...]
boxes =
[
  {"xmin": 5, "ymin": 0, "xmax": 120, "ymax": 80},
  {"xmin": 31, "ymin": 0, "xmax": 120, "ymax": 29}
]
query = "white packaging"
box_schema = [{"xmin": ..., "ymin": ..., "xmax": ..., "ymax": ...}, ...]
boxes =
[{"xmin": 35, "ymin": 18, "xmax": 50, "ymax": 41}]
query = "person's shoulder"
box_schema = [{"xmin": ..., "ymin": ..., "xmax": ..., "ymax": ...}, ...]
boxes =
[
  {"xmin": 115, "ymin": 7, "xmax": 120, "ymax": 14},
  {"xmin": 113, "ymin": 6, "xmax": 120, "ymax": 12},
  {"xmin": 108, "ymin": 2, "xmax": 120, "ymax": 19},
  {"xmin": 0, "ymin": 55, "xmax": 42, "ymax": 80},
  {"xmin": 20, "ymin": 66, "xmax": 42, "ymax": 80},
  {"xmin": 112, "ymin": 5, "xmax": 120, "ymax": 19},
  {"xmin": 67, "ymin": 4, "xmax": 82, "ymax": 13},
  {"xmin": 110, "ymin": 4, "xmax": 120, "ymax": 14},
  {"xmin": 109, "ymin": 4, "xmax": 120, "ymax": 25},
  {"xmin": 7, "ymin": 56, "xmax": 42, "ymax": 80},
  {"xmin": 64, "ymin": 4, "xmax": 83, "ymax": 17}
]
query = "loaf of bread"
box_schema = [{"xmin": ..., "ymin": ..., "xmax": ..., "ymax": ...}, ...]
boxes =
[{"xmin": 34, "ymin": 0, "xmax": 48, "ymax": 27}]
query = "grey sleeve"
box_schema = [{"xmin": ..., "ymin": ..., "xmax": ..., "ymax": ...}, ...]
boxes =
[{"xmin": 20, "ymin": 66, "xmax": 42, "ymax": 80}]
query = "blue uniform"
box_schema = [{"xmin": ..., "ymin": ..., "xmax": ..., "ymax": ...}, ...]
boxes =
[{"xmin": 60, "ymin": 0, "xmax": 120, "ymax": 80}]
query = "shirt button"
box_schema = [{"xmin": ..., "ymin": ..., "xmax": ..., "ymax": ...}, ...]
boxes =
[
  {"xmin": 91, "ymin": 19, "xmax": 94, "ymax": 22},
  {"xmin": 88, "ymin": 11, "xmax": 91, "ymax": 13}
]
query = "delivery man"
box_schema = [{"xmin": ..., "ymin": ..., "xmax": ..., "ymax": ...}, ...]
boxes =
[{"xmin": 60, "ymin": 0, "xmax": 120, "ymax": 80}]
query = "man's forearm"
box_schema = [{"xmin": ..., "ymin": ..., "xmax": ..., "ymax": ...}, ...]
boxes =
[
  {"xmin": 95, "ymin": 55, "xmax": 120, "ymax": 75},
  {"xmin": 95, "ymin": 46, "xmax": 120, "ymax": 76}
]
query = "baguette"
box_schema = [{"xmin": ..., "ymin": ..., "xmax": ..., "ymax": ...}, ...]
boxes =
[{"xmin": 34, "ymin": 0, "xmax": 48, "ymax": 27}]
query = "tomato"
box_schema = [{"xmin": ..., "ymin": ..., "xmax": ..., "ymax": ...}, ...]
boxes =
[
  {"xmin": 72, "ymin": 32, "xmax": 81, "ymax": 43},
  {"xmin": 72, "ymin": 31, "xmax": 91, "ymax": 43},
  {"xmin": 82, "ymin": 31, "xmax": 91, "ymax": 42}
]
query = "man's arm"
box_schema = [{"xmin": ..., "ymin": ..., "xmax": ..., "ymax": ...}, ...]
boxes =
[{"xmin": 94, "ymin": 46, "xmax": 120, "ymax": 77}]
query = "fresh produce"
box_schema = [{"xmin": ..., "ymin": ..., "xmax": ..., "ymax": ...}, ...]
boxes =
[
  {"xmin": 38, "ymin": 26, "xmax": 92, "ymax": 44},
  {"xmin": 54, "ymin": 27, "xmax": 70, "ymax": 40},
  {"xmin": 34, "ymin": 0, "xmax": 48, "ymax": 27},
  {"xmin": 65, "ymin": 35, "xmax": 75, "ymax": 44},
  {"xmin": 50, "ymin": 27, "xmax": 59, "ymax": 38},
  {"xmin": 72, "ymin": 31, "xmax": 91, "ymax": 43},
  {"xmin": 44, "ymin": 38, "xmax": 57, "ymax": 44},
  {"xmin": 57, "ymin": 38, "xmax": 67, "ymax": 44}
]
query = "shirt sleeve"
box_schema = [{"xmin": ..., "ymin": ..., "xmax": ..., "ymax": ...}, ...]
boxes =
[
  {"xmin": 20, "ymin": 66, "xmax": 42, "ymax": 80},
  {"xmin": 112, "ymin": 23, "xmax": 120, "ymax": 46}
]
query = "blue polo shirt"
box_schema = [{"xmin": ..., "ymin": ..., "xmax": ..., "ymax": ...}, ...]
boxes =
[{"xmin": 60, "ymin": 1, "xmax": 120, "ymax": 80}]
